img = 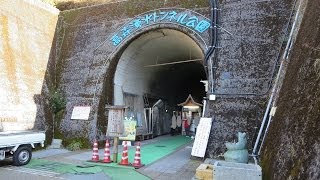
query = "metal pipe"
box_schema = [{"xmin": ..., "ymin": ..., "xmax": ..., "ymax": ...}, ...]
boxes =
[
  {"xmin": 202, "ymin": 99, "xmax": 207, "ymax": 117},
  {"xmin": 252, "ymin": 0, "xmax": 302, "ymax": 156},
  {"xmin": 210, "ymin": 0, "xmax": 218, "ymax": 94},
  {"xmin": 258, "ymin": 114, "xmax": 273, "ymax": 155},
  {"xmin": 252, "ymin": 84, "xmax": 275, "ymax": 154},
  {"xmin": 210, "ymin": 56, "xmax": 214, "ymax": 92},
  {"xmin": 284, "ymin": 0, "xmax": 302, "ymax": 60},
  {"xmin": 256, "ymin": 0, "xmax": 303, "ymax": 156},
  {"xmin": 252, "ymin": 45, "xmax": 286, "ymax": 155}
]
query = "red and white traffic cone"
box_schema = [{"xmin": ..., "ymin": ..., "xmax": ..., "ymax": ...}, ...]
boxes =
[
  {"xmin": 132, "ymin": 142, "xmax": 144, "ymax": 168},
  {"xmin": 119, "ymin": 141, "xmax": 130, "ymax": 166},
  {"xmin": 102, "ymin": 139, "xmax": 112, "ymax": 163},
  {"xmin": 91, "ymin": 140, "xmax": 99, "ymax": 162}
]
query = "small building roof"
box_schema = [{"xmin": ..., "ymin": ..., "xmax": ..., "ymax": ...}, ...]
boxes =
[{"xmin": 177, "ymin": 94, "xmax": 203, "ymax": 107}]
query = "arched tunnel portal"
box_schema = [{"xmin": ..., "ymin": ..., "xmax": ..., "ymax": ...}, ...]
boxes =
[{"xmin": 112, "ymin": 28, "xmax": 207, "ymax": 136}]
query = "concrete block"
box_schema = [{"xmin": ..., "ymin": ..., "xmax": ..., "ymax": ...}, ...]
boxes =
[
  {"xmin": 48, "ymin": 139, "xmax": 62, "ymax": 149},
  {"xmin": 213, "ymin": 161, "xmax": 262, "ymax": 180},
  {"xmin": 195, "ymin": 163, "xmax": 213, "ymax": 180}
]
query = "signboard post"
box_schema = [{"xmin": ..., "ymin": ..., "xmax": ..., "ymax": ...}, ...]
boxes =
[
  {"xmin": 105, "ymin": 105, "xmax": 127, "ymax": 163},
  {"xmin": 191, "ymin": 118, "xmax": 213, "ymax": 158}
]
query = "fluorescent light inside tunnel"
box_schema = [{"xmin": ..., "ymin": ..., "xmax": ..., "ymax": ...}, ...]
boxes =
[{"xmin": 114, "ymin": 28, "xmax": 206, "ymax": 107}]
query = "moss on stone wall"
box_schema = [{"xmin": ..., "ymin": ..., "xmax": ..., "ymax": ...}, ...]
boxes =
[
  {"xmin": 53, "ymin": 110, "xmax": 65, "ymax": 139},
  {"xmin": 60, "ymin": 0, "xmax": 209, "ymax": 25},
  {"xmin": 49, "ymin": 0, "xmax": 208, "ymax": 11},
  {"xmin": 261, "ymin": 0, "xmax": 320, "ymax": 179}
]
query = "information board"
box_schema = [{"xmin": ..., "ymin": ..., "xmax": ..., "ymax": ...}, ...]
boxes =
[
  {"xmin": 119, "ymin": 117, "xmax": 137, "ymax": 141},
  {"xmin": 106, "ymin": 106, "xmax": 125, "ymax": 137},
  {"xmin": 191, "ymin": 118, "xmax": 213, "ymax": 157},
  {"xmin": 71, "ymin": 106, "xmax": 91, "ymax": 120}
]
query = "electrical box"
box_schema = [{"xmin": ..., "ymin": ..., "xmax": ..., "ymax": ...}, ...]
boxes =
[{"xmin": 209, "ymin": 94, "xmax": 216, "ymax": 100}]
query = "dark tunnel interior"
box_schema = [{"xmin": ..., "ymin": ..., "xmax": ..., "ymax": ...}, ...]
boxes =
[{"xmin": 113, "ymin": 28, "xmax": 207, "ymax": 108}]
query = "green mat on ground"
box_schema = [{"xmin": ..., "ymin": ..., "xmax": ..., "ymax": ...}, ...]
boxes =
[
  {"xmin": 26, "ymin": 159, "xmax": 102, "ymax": 174},
  {"xmin": 25, "ymin": 136, "xmax": 191, "ymax": 179},
  {"xmin": 86, "ymin": 135, "xmax": 192, "ymax": 168},
  {"xmin": 138, "ymin": 135, "xmax": 192, "ymax": 165},
  {"xmin": 26, "ymin": 159, "xmax": 150, "ymax": 179}
]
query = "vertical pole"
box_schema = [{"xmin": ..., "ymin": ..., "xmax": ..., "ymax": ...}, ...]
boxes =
[{"xmin": 113, "ymin": 136, "xmax": 119, "ymax": 163}]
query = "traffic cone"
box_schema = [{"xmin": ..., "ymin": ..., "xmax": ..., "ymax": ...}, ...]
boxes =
[
  {"xmin": 91, "ymin": 140, "xmax": 99, "ymax": 162},
  {"xmin": 132, "ymin": 142, "xmax": 144, "ymax": 168},
  {"xmin": 119, "ymin": 141, "xmax": 130, "ymax": 166},
  {"xmin": 101, "ymin": 139, "xmax": 112, "ymax": 163}
]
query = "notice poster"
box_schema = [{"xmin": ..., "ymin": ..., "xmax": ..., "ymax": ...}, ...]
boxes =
[
  {"xmin": 191, "ymin": 118, "xmax": 213, "ymax": 157},
  {"xmin": 71, "ymin": 106, "xmax": 91, "ymax": 120},
  {"xmin": 106, "ymin": 107, "xmax": 125, "ymax": 137},
  {"xmin": 119, "ymin": 117, "xmax": 137, "ymax": 141}
]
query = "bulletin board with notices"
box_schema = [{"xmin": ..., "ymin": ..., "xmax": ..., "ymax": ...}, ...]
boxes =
[{"xmin": 106, "ymin": 106, "xmax": 126, "ymax": 137}]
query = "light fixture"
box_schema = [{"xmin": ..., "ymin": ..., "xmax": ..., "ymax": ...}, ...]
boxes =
[{"xmin": 183, "ymin": 106, "xmax": 199, "ymax": 109}]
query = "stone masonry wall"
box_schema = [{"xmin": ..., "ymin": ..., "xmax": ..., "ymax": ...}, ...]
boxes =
[
  {"xmin": 205, "ymin": 0, "xmax": 294, "ymax": 157},
  {"xmin": 55, "ymin": 0, "xmax": 211, "ymax": 142},
  {"xmin": 0, "ymin": 0, "xmax": 295, "ymax": 156},
  {"xmin": 52, "ymin": 0, "xmax": 293, "ymax": 155}
]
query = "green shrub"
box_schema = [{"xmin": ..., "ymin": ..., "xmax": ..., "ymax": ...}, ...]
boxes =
[
  {"xmin": 66, "ymin": 141, "xmax": 83, "ymax": 151},
  {"xmin": 49, "ymin": 89, "xmax": 66, "ymax": 114},
  {"xmin": 63, "ymin": 137, "xmax": 91, "ymax": 151}
]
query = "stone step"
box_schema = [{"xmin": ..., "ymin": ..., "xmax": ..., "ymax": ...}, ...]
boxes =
[{"xmin": 48, "ymin": 139, "xmax": 62, "ymax": 149}]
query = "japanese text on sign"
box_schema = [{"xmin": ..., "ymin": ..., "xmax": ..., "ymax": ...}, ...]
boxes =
[
  {"xmin": 191, "ymin": 118, "xmax": 213, "ymax": 157},
  {"xmin": 110, "ymin": 10, "xmax": 211, "ymax": 47},
  {"xmin": 106, "ymin": 108, "xmax": 125, "ymax": 137}
]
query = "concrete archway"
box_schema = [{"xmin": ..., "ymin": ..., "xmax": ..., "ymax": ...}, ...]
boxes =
[{"xmin": 112, "ymin": 28, "xmax": 206, "ymax": 135}]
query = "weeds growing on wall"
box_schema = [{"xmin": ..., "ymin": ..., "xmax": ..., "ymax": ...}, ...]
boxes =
[
  {"xmin": 63, "ymin": 137, "xmax": 91, "ymax": 150},
  {"xmin": 49, "ymin": 89, "xmax": 66, "ymax": 114},
  {"xmin": 48, "ymin": 87, "xmax": 66, "ymax": 140}
]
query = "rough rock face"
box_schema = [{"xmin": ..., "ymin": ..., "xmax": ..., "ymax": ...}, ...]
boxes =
[{"xmin": 262, "ymin": 0, "xmax": 320, "ymax": 179}]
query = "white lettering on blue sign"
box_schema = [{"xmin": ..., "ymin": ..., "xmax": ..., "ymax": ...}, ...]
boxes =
[{"xmin": 110, "ymin": 10, "xmax": 211, "ymax": 47}]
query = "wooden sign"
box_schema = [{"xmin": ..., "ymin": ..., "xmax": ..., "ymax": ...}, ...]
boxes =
[
  {"xmin": 106, "ymin": 106, "xmax": 126, "ymax": 137},
  {"xmin": 191, "ymin": 118, "xmax": 213, "ymax": 157}
]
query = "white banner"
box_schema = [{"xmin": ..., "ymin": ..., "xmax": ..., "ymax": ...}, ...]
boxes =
[{"xmin": 191, "ymin": 118, "xmax": 212, "ymax": 157}]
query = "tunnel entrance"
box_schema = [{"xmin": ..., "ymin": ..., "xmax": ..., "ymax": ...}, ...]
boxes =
[{"xmin": 113, "ymin": 28, "xmax": 206, "ymax": 137}]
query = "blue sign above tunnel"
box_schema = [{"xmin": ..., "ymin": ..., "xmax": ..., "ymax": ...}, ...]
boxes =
[{"xmin": 110, "ymin": 8, "xmax": 211, "ymax": 47}]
